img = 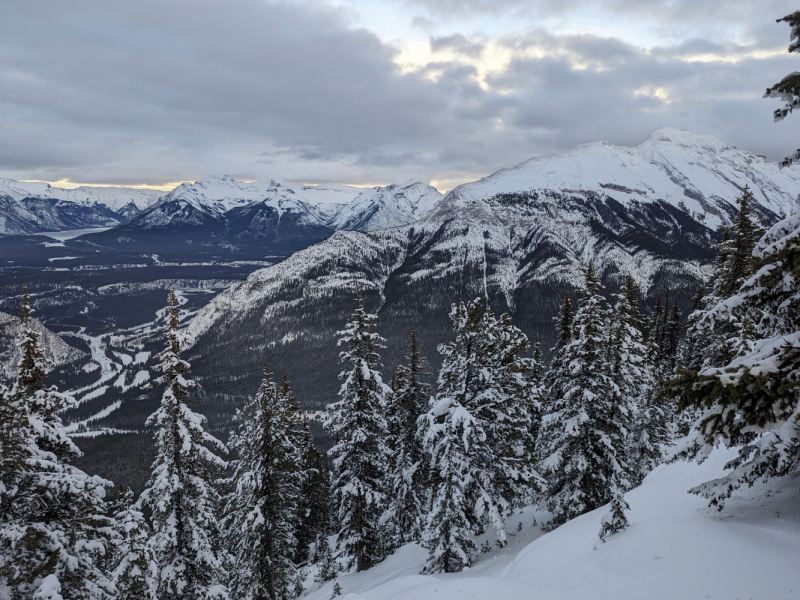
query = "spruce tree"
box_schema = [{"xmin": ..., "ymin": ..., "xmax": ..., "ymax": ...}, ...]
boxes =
[
  {"xmin": 418, "ymin": 391, "xmax": 478, "ymax": 573},
  {"xmin": 682, "ymin": 188, "xmax": 765, "ymax": 372},
  {"xmin": 225, "ymin": 362, "xmax": 302, "ymax": 600},
  {"xmin": 672, "ymin": 211, "xmax": 800, "ymax": 507},
  {"xmin": 0, "ymin": 287, "xmax": 115, "ymax": 599},
  {"xmin": 539, "ymin": 264, "xmax": 631, "ymax": 531},
  {"xmin": 609, "ymin": 277, "xmax": 666, "ymax": 487},
  {"xmin": 325, "ymin": 291, "xmax": 390, "ymax": 572},
  {"xmin": 280, "ymin": 372, "xmax": 330, "ymax": 567},
  {"xmin": 383, "ymin": 325, "xmax": 431, "ymax": 547},
  {"xmin": 598, "ymin": 486, "xmax": 631, "ymax": 541},
  {"xmin": 542, "ymin": 293, "xmax": 573, "ymax": 412},
  {"xmin": 765, "ymin": 11, "xmax": 800, "ymax": 166},
  {"xmin": 112, "ymin": 489, "xmax": 158, "ymax": 600},
  {"xmin": 312, "ymin": 536, "xmax": 338, "ymax": 585},
  {"xmin": 139, "ymin": 290, "xmax": 228, "ymax": 600},
  {"xmin": 420, "ymin": 299, "xmax": 543, "ymax": 566}
]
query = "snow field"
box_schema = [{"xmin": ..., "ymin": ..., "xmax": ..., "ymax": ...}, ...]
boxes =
[{"xmin": 307, "ymin": 448, "xmax": 800, "ymax": 600}]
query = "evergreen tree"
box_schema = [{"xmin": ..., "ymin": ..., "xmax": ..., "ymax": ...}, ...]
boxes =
[
  {"xmin": 325, "ymin": 291, "xmax": 390, "ymax": 572},
  {"xmin": 720, "ymin": 187, "xmax": 764, "ymax": 295},
  {"xmin": 542, "ymin": 293, "xmax": 573, "ymax": 412},
  {"xmin": 312, "ymin": 536, "xmax": 338, "ymax": 585},
  {"xmin": 608, "ymin": 277, "xmax": 666, "ymax": 487},
  {"xmin": 765, "ymin": 11, "xmax": 800, "ymax": 166},
  {"xmin": 598, "ymin": 486, "xmax": 630, "ymax": 541},
  {"xmin": 682, "ymin": 189, "xmax": 765, "ymax": 372},
  {"xmin": 383, "ymin": 325, "xmax": 431, "ymax": 547},
  {"xmin": 0, "ymin": 287, "xmax": 115, "ymax": 599},
  {"xmin": 672, "ymin": 212, "xmax": 800, "ymax": 508},
  {"xmin": 676, "ymin": 286, "xmax": 708, "ymax": 373},
  {"xmin": 418, "ymin": 392, "xmax": 478, "ymax": 573},
  {"xmin": 419, "ymin": 299, "xmax": 543, "ymax": 567},
  {"xmin": 225, "ymin": 361, "xmax": 302, "ymax": 600},
  {"xmin": 539, "ymin": 264, "xmax": 631, "ymax": 531},
  {"xmin": 284, "ymin": 372, "xmax": 331, "ymax": 566},
  {"xmin": 139, "ymin": 290, "xmax": 228, "ymax": 600},
  {"xmin": 112, "ymin": 489, "xmax": 158, "ymax": 600}
]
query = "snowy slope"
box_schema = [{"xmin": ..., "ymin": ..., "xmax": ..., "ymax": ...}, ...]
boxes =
[
  {"xmin": 0, "ymin": 311, "xmax": 86, "ymax": 380},
  {"xmin": 451, "ymin": 128, "xmax": 800, "ymax": 229},
  {"xmin": 304, "ymin": 448, "xmax": 800, "ymax": 600},
  {"xmin": 330, "ymin": 181, "xmax": 443, "ymax": 231}
]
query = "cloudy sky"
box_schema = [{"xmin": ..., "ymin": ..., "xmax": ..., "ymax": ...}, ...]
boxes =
[{"xmin": 0, "ymin": 0, "xmax": 797, "ymax": 191}]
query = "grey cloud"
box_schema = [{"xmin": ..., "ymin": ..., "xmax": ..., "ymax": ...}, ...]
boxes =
[
  {"xmin": 430, "ymin": 34, "xmax": 485, "ymax": 58},
  {"xmin": 0, "ymin": 0, "xmax": 798, "ymax": 188}
]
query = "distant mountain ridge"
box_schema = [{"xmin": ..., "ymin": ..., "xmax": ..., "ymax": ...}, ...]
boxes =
[
  {"xmin": 85, "ymin": 176, "xmax": 444, "ymax": 252},
  {"xmin": 0, "ymin": 179, "xmax": 162, "ymax": 236}
]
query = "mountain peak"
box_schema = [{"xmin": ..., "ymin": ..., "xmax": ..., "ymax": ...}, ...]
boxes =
[{"xmin": 446, "ymin": 129, "xmax": 800, "ymax": 229}]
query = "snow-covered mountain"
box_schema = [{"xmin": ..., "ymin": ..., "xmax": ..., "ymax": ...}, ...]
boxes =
[
  {"xmin": 90, "ymin": 175, "xmax": 443, "ymax": 250},
  {"xmin": 330, "ymin": 180, "xmax": 443, "ymax": 232},
  {"xmin": 446, "ymin": 128, "xmax": 800, "ymax": 229},
  {"xmin": 0, "ymin": 178, "xmax": 161, "ymax": 236},
  {"xmin": 184, "ymin": 128, "xmax": 800, "ymax": 413},
  {"xmin": 0, "ymin": 311, "xmax": 85, "ymax": 380}
]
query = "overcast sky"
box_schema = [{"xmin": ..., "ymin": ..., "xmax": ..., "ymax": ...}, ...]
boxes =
[{"xmin": 0, "ymin": 0, "xmax": 798, "ymax": 191}]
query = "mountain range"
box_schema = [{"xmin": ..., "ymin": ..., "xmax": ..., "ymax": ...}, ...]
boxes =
[
  {"xmin": 0, "ymin": 175, "xmax": 445, "ymax": 254},
  {"xmin": 84, "ymin": 177, "xmax": 443, "ymax": 253},
  {"xmin": 181, "ymin": 128, "xmax": 800, "ymax": 415}
]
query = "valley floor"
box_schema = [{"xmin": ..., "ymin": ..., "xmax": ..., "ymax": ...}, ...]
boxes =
[{"xmin": 307, "ymin": 448, "xmax": 800, "ymax": 600}]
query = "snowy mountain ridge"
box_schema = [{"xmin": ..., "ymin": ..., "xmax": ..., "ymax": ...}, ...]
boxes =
[
  {"xmin": 138, "ymin": 175, "xmax": 443, "ymax": 232},
  {"xmin": 0, "ymin": 311, "xmax": 86, "ymax": 380},
  {"xmin": 0, "ymin": 178, "xmax": 162, "ymax": 236},
  {"xmin": 444, "ymin": 128, "xmax": 800, "ymax": 230},
  {"xmin": 0, "ymin": 178, "xmax": 161, "ymax": 211}
]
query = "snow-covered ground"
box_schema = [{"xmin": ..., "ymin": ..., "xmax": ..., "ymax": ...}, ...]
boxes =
[
  {"xmin": 306, "ymin": 448, "xmax": 800, "ymax": 600},
  {"xmin": 33, "ymin": 227, "xmax": 112, "ymax": 240}
]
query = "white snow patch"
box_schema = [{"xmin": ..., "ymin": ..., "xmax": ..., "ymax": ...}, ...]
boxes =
[{"xmin": 304, "ymin": 448, "xmax": 800, "ymax": 600}]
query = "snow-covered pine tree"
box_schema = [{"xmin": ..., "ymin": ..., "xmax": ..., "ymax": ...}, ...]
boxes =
[
  {"xmin": 677, "ymin": 286, "xmax": 707, "ymax": 373},
  {"xmin": 312, "ymin": 535, "xmax": 338, "ymax": 585},
  {"xmin": 279, "ymin": 372, "xmax": 330, "ymax": 567},
  {"xmin": 418, "ymin": 391, "xmax": 478, "ymax": 573},
  {"xmin": 225, "ymin": 361, "xmax": 302, "ymax": 600},
  {"xmin": 298, "ymin": 441, "xmax": 331, "ymax": 565},
  {"xmin": 383, "ymin": 325, "xmax": 431, "ymax": 547},
  {"xmin": 112, "ymin": 489, "xmax": 158, "ymax": 600},
  {"xmin": 717, "ymin": 187, "xmax": 763, "ymax": 297},
  {"xmin": 598, "ymin": 486, "xmax": 631, "ymax": 541},
  {"xmin": 765, "ymin": 11, "xmax": 800, "ymax": 166},
  {"xmin": 609, "ymin": 277, "xmax": 651, "ymax": 403},
  {"xmin": 421, "ymin": 299, "xmax": 543, "ymax": 553},
  {"xmin": 672, "ymin": 211, "xmax": 800, "ymax": 508},
  {"xmin": 539, "ymin": 263, "xmax": 631, "ymax": 531},
  {"xmin": 139, "ymin": 290, "xmax": 228, "ymax": 600},
  {"xmin": 0, "ymin": 287, "xmax": 115, "ymax": 599},
  {"xmin": 325, "ymin": 290, "xmax": 390, "ymax": 572},
  {"xmin": 542, "ymin": 294, "xmax": 573, "ymax": 411},
  {"xmin": 680, "ymin": 189, "xmax": 764, "ymax": 374},
  {"xmin": 611, "ymin": 277, "xmax": 668, "ymax": 487}
]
